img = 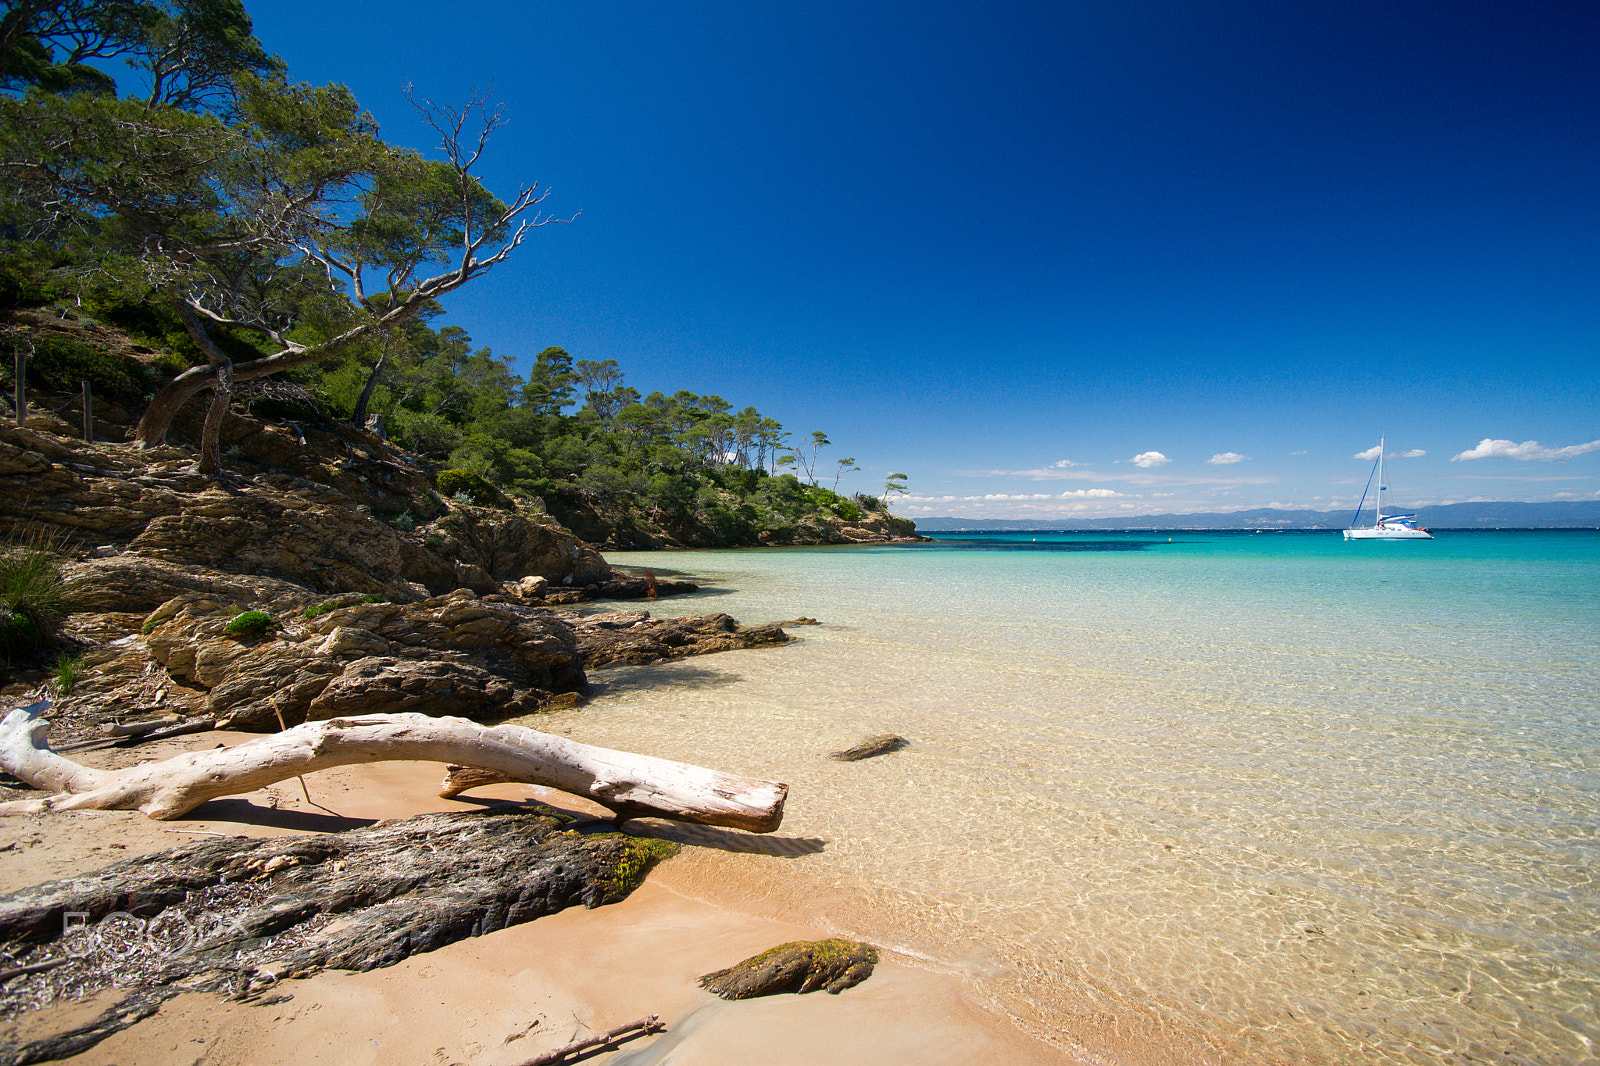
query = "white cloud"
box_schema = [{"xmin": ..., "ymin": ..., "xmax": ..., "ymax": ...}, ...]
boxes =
[
  {"xmin": 1049, "ymin": 459, "xmax": 1080, "ymax": 468},
  {"xmin": 1354, "ymin": 445, "xmax": 1425, "ymax": 461},
  {"xmin": 1206, "ymin": 452, "xmax": 1249, "ymax": 465},
  {"xmin": 1451, "ymin": 438, "xmax": 1600, "ymax": 462},
  {"xmin": 1060, "ymin": 488, "xmax": 1122, "ymax": 498},
  {"xmin": 1131, "ymin": 451, "xmax": 1170, "ymax": 469}
]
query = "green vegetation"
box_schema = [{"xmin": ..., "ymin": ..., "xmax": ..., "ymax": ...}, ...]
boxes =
[
  {"xmin": 223, "ymin": 609, "xmax": 274, "ymax": 639},
  {"xmin": 0, "ymin": 537, "xmax": 76, "ymax": 659},
  {"xmin": 303, "ymin": 594, "xmax": 381, "ymax": 619},
  {"xmin": 0, "ymin": 0, "xmax": 905, "ymax": 546},
  {"xmin": 597, "ymin": 835, "xmax": 681, "ymax": 902},
  {"xmin": 52, "ymin": 652, "xmax": 84, "ymax": 694}
]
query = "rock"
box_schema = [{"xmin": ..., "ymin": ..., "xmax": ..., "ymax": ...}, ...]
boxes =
[
  {"xmin": 402, "ymin": 505, "xmax": 609, "ymax": 596},
  {"xmin": 829, "ymin": 734, "xmax": 911, "ymax": 761},
  {"xmin": 573, "ymin": 611, "xmax": 791, "ymax": 669},
  {"xmin": 516, "ymin": 574, "xmax": 550, "ymax": 597},
  {"xmin": 0, "ymin": 421, "xmax": 604, "ymax": 599},
  {"xmin": 0, "ymin": 808, "xmax": 677, "ymax": 1064},
  {"xmin": 585, "ymin": 574, "xmax": 699, "ymax": 600},
  {"xmin": 64, "ymin": 557, "xmax": 336, "ymax": 615},
  {"xmin": 698, "ymin": 939, "xmax": 879, "ymax": 999},
  {"xmin": 140, "ymin": 589, "xmax": 586, "ymax": 730}
]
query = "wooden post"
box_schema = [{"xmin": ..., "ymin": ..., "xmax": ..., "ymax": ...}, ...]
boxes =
[
  {"xmin": 81, "ymin": 379, "xmax": 92, "ymax": 441},
  {"xmin": 12, "ymin": 342, "xmax": 24, "ymax": 428}
]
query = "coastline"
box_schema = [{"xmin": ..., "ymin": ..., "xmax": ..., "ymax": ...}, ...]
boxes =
[{"xmin": 0, "ymin": 734, "xmax": 1079, "ymax": 1065}]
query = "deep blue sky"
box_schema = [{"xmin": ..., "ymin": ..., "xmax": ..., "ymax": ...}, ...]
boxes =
[{"xmin": 241, "ymin": 0, "xmax": 1598, "ymax": 519}]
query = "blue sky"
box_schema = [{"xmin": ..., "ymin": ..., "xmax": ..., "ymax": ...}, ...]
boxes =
[{"xmin": 242, "ymin": 0, "xmax": 1598, "ymax": 519}]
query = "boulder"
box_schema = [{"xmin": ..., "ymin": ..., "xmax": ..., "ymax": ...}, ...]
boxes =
[
  {"xmin": 140, "ymin": 589, "xmax": 585, "ymax": 730},
  {"xmin": 699, "ymin": 939, "xmax": 879, "ymax": 998},
  {"xmin": 573, "ymin": 611, "xmax": 792, "ymax": 668}
]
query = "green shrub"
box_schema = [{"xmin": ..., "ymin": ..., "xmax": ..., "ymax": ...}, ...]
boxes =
[
  {"xmin": 304, "ymin": 594, "xmax": 380, "ymax": 620},
  {"xmin": 852, "ymin": 493, "xmax": 883, "ymax": 513},
  {"xmin": 436, "ymin": 468, "xmax": 503, "ymax": 507},
  {"xmin": 223, "ymin": 610, "xmax": 275, "ymax": 640},
  {"xmin": 23, "ymin": 332, "xmax": 142, "ymax": 400},
  {"xmin": 0, "ymin": 538, "xmax": 76, "ymax": 657}
]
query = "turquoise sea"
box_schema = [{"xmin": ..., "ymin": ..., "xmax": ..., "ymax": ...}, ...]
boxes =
[{"xmin": 533, "ymin": 530, "xmax": 1600, "ymax": 1065}]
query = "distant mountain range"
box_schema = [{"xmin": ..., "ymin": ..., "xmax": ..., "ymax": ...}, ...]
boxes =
[{"xmin": 912, "ymin": 501, "xmax": 1600, "ymax": 531}]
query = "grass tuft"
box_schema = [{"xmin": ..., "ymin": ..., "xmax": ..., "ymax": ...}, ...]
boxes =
[{"xmin": 0, "ymin": 535, "xmax": 78, "ymax": 658}]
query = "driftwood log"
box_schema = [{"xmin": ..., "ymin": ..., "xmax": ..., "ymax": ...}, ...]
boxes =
[
  {"xmin": 0, "ymin": 808, "xmax": 675, "ymax": 1066},
  {"xmin": 515, "ymin": 1015, "xmax": 666, "ymax": 1065},
  {"xmin": 0, "ymin": 706, "xmax": 787, "ymax": 832},
  {"xmin": 698, "ymin": 938, "xmax": 879, "ymax": 998}
]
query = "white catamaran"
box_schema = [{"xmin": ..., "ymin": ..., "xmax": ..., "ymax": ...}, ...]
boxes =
[{"xmin": 1344, "ymin": 437, "xmax": 1433, "ymax": 540}]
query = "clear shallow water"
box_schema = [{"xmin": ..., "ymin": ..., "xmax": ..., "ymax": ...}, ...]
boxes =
[{"xmin": 534, "ymin": 531, "xmax": 1600, "ymax": 1065}]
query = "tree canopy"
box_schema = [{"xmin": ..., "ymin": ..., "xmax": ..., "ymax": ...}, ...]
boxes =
[{"xmin": 0, "ymin": 0, "xmax": 904, "ymax": 544}]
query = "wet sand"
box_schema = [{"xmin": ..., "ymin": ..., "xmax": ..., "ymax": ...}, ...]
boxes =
[{"xmin": 1, "ymin": 732, "xmax": 1082, "ymax": 1065}]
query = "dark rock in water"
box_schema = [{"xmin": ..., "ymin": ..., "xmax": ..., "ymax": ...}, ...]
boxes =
[
  {"xmin": 0, "ymin": 808, "xmax": 677, "ymax": 1064},
  {"xmin": 699, "ymin": 938, "xmax": 879, "ymax": 999},
  {"xmin": 574, "ymin": 611, "xmax": 791, "ymax": 669},
  {"xmin": 829, "ymin": 734, "xmax": 910, "ymax": 761},
  {"xmin": 585, "ymin": 574, "xmax": 699, "ymax": 600}
]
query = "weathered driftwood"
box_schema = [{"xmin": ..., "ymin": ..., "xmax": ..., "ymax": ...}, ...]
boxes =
[
  {"xmin": 101, "ymin": 717, "xmax": 177, "ymax": 738},
  {"xmin": 829, "ymin": 733, "xmax": 910, "ymax": 761},
  {"xmin": 111, "ymin": 716, "xmax": 217, "ymax": 745},
  {"xmin": 0, "ymin": 706, "xmax": 787, "ymax": 832},
  {"xmin": 439, "ymin": 763, "xmax": 517, "ymax": 798},
  {"xmin": 0, "ymin": 808, "xmax": 675, "ymax": 1066},
  {"xmin": 515, "ymin": 1015, "xmax": 665, "ymax": 1065},
  {"xmin": 698, "ymin": 939, "xmax": 879, "ymax": 999}
]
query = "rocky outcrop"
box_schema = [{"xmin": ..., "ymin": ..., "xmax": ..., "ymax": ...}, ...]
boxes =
[
  {"xmin": 62, "ymin": 557, "xmax": 324, "ymax": 616},
  {"xmin": 133, "ymin": 589, "xmax": 585, "ymax": 730},
  {"xmin": 400, "ymin": 505, "xmax": 609, "ymax": 595},
  {"xmin": 0, "ymin": 808, "xmax": 675, "ymax": 1065},
  {"xmin": 0, "ymin": 422, "xmax": 607, "ymax": 600},
  {"xmin": 572, "ymin": 610, "xmax": 793, "ymax": 668},
  {"xmin": 760, "ymin": 511, "xmax": 925, "ymax": 545}
]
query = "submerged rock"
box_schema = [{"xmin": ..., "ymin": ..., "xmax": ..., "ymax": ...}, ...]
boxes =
[{"xmin": 829, "ymin": 734, "xmax": 911, "ymax": 761}]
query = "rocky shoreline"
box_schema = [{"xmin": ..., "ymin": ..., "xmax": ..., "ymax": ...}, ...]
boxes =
[
  {"xmin": 0, "ymin": 408, "xmax": 867, "ymax": 728},
  {"xmin": 0, "ymin": 411, "xmax": 843, "ymax": 1056}
]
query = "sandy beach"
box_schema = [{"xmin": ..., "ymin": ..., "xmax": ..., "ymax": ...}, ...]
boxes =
[{"xmin": 0, "ymin": 731, "xmax": 1085, "ymax": 1066}]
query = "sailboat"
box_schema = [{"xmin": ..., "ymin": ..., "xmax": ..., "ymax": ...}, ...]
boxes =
[{"xmin": 1344, "ymin": 437, "xmax": 1433, "ymax": 540}]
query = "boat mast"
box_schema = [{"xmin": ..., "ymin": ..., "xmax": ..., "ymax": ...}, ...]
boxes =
[{"xmin": 1375, "ymin": 436, "xmax": 1385, "ymax": 528}]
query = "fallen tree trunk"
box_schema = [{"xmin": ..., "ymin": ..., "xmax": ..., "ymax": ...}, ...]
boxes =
[{"xmin": 0, "ymin": 706, "xmax": 786, "ymax": 832}]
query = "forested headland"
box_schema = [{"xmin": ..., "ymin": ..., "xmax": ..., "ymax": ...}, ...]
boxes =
[{"xmin": 0, "ymin": 0, "xmax": 916, "ymax": 548}]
